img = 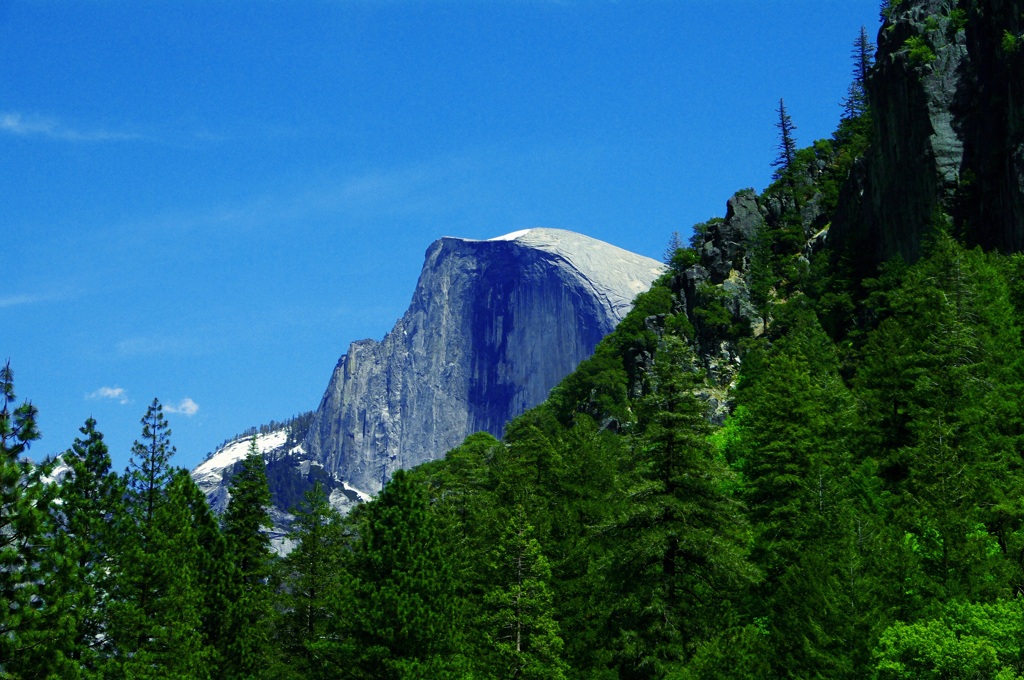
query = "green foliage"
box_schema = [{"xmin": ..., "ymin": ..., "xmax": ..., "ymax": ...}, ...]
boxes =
[
  {"xmin": 693, "ymin": 282, "xmax": 748, "ymax": 339},
  {"xmin": 771, "ymin": 98, "xmax": 798, "ymax": 182},
  {"xmin": 874, "ymin": 599, "xmax": 1024, "ymax": 679},
  {"xmin": 1001, "ymin": 30, "xmax": 1023, "ymax": 54},
  {"xmin": 347, "ymin": 469, "xmax": 460, "ymax": 678},
  {"xmin": 104, "ymin": 403, "xmax": 225, "ymax": 678},
  {"xmin": 854, "ymin": 234, "xmax": 1024, "ymax": 609},
  {"xmin": 275, "ymin": 482, "xmax": 352, "ymax": 679},
  {"xmin": 669, "ymin": 246, "xmax": 700, "ymax": 274},
  {"xmin": 125, "ymin": 398, "xmax": 176, "ymax": 528},
  {"xmin": 109, "ymin": 470, "xmax": 214, "ymax": 679},
  {"xmin": 905, "ymin": 34, "xmax": 937, "ymax": 65},
  {"xmin": 881, "ymin": 0, "xmax": 903, "ymax": 23},
  {"xmin": 481, "ymin": 506, "xmax": 568, "ymax": 679},
  {"xmin": 604, "ymin": 336, "xmax": 755, "ymax": 677},
  {"xmin": 222, "ymin": 437, "xmax": 276, "ymax": 678},
  {"xmin": 732, "ymin": 303, "xmax": 866, "ymax": 677},
  {"xmin": 53, "ymin": 418, "xmax": 122, "ymax": 674},
  {"xmin": 0, "ymin": 362, "xmax": 68, "ymax": 676},
  {"xmin": 842, "ymin": 25, "xmax": 874, "ymax": 124},
  {"xmin": 948, "ymin": 8, "xmax": 968, "ymax": 33}
]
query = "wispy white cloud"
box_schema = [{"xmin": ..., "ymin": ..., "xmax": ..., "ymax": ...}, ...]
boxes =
[
  {"xmin": 0, "ymin": 112, "xmax": 143, "ymax": 142},
  {"xmin": 0, "ymin": 290, "xmax": 72, "ymax": 308},
  {"xmin": 87, "ymin": 386, "xmax": 131, "ymax": 405},
  {"xmin": 0, "ymin": 294, "xmax": 42, "ymax": 308},
  {"xmin": 165, "ymin": 398, "xmax": 200, "ymax": 417},
  {"xmin": 116, "ymin": 335, "xmax": 192, "ymax": 357}
]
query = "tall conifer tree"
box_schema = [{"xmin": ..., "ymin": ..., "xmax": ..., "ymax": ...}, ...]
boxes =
[
  {"xmin": 0, "ymin": 362, "xmax": 68, "ymax": 676},
  {"xmin": 606, "ymin": 337, "xmax": 754, "ymax": 678},
  {"xmin": 277, "ymin": 482, "xmax": 351, "ymax": 679},
  {"xmin": 222, "ymin": 437, "xmax": 276, "ymax": 679},
  {"xmin": 108, "ymin": 399, "xmax": 215, "ymax": 677},
  {"xmin": 349, "ymin": 469, "xmax": 459, "ymax": 678},
  {"xmin": 482, "ymin": 505, "xmax": 567, "ymax": 680},
  {"xmin": 55, "ymin": 418, "xmax": 122, "ymax": 673},
  {"xmin": 771, "ymin": 98, "xmax": 798, "ymax": 182},
  {"xmin": 843, "ymin": 26, "xmax": 875, "ymax": 120},
  {"xmin": 735, "ymin": 302, "xmax": 866, "ymax": 677}
]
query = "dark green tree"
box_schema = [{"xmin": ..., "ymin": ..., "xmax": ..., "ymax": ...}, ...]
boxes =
[
  {"xmin": 0, "ymin": 362, "xmax": 70, "ymax": 676},
  {"xmin": 107, "ymin": 401, "xmax": 213, "ymax": 678},
  {"xmin": 733, "ymin": 303, "xmax": 866, "ymax": 678},
  {"xmin": 771, "ymin": 98, "xmax": 798, "ymax": 182},
  {"xmin": 276, "ymin": 482, "xmax": 351, "ymax": 679},
  {"xmin": 180, "ymin": 466, "xmax": 233, "ymax": 676},
  {"xmin": 855, "ymin": 234, "xmax": 1024, "ymax": 615},
  {"xmin": 843, "ymin": 25, "xmax": 875, "ymax": 121},
  {"xmin": 222, "ymin": 437, "xmax": 276, "ymax": 679},
  {"xmin": 54, "ymin": 418, "xmax": 122, "ymax": 674},
  {"xmin": 125, "ymin": 398, "xmax": 176, "ymax": 528},
  {"xmin": 481, "ymin": 505, "xmax": 568, "ymax": 680},
  {"xmin": 606, "ymin": 337, "xmax": 755, "ymax": 678},
  {"xmin": 348, "ymin": 469, "xmax": 460, "ymax": 678}
]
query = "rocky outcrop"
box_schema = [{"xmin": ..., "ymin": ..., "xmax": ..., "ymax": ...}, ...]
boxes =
[
  {"xmin": 304, "ymin": 228, "xmax": 664, "ymax": 496},
  {"xmin": 834, "ymin": 0, "xmax": 1024, "ymax": 263},
  {"xmin": 668, "ymin": 190, "xmax": 765, "ymax": 400}
]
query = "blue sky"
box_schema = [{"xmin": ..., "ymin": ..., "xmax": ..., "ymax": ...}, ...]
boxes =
[{"xmin": 3, "ymin": 0, "xmax": 881, "ymax": 473}]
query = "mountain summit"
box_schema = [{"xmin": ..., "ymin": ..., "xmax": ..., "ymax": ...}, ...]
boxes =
[
  {"xmin": 194, "ymin": 228, "xmax": 662, "ymax": 531},
  {"xmin": 304, "ymin": 227, "xmax": 664, "ymax": 497}
]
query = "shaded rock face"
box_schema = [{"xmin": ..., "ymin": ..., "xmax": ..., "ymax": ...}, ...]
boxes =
[
  {"xmin": 304, "ymin": 228, "xmax": 664, "ymax": 496},
  {"xmin": 835, "ymin": 0, "xmax": 1024, "ymax": 263},
  {"xmin": 955, "ymin": 0, "xmax": 1024, "ymax": 251}
]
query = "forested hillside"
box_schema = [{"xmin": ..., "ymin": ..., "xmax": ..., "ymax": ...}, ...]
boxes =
[{"xmin": 3, "ymin": 1, "xmax": 1024, "ymax": 677}]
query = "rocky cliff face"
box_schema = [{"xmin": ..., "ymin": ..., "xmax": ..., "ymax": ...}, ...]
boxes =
[
  {"xmin": 304, "ymin": 228, "xmax": 664, "ymax": 496},
  {"xmin": 835, "ymin": 0, "xmax": 1024, "ymax": 263}
]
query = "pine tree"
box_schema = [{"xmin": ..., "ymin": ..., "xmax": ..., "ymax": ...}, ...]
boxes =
[
  {"xmin": 663, "ymin": 230, "xmax": 684, "ymax": 265},
  {"xmin": 734, "ymin": 303, "xmax": 865, "ymax": 677},
  {"xmin": 482, "ymin": 505, "xmax": 568, "ymax": 680},
  {"xmin": 606, "ymin": 337, "xmax": 754, "ymax": 678},
  {"xmin": 54, "ymin": 418, "xmax": 122, "ymax": 673},
  {"xmin": 0, "ymin": 362, "xmax": 69, "ymax": 676},
  {"xmin": 771, "ymin": 98, "xmax": 798, "ymax": 182},
  {"xmin": 222, "ymin": 436, "xmax": 276, "ymax": 679},
  {"xmin": 349, "ymin": 469, "xmax": 459, "ymax": 679},
  {"xmin": 843, "ymin": 26, "xmax": 875, "ymax": 121},
  {"xmin": 177, "ymin": 464, "xmax": 233, "ymax": 674},
  {"xmin": 109, "ymin": 399, "xmax": 176, "ymax": 658},
  {"xmin": 107, "ymin": 400, "xmax": 215, "ymax": 678},
  {"xmin": 136, "ymin": 470, "xmax": 212, "ymax": 679},
  {"xmin": 276, "ymin": 482, "xmax": 351, "ymax": 679},
  {"xmin": 856, "ymin": 234, "xmax": 1024, "ymax": 612},
  {"xmin": 126, "ymin": 398, "xmax": 176, "ymax": 528}
]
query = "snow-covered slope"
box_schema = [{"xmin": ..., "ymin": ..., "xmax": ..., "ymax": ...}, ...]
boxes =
[
  {"xmin": 192, "ymin": 427, "xmax": 369, "ymax": 554},
  {"xmin": 192, "ymin": 430, "xmax": 288, "ymax": 515}
]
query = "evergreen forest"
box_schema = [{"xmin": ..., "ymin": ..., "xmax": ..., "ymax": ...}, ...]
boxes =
[{"xmin": 4, "ymin": 2, "xmax": 1024, "ymax": 678}]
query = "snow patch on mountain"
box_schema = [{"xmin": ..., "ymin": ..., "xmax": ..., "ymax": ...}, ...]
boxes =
[{"xmin": 193, "ymin": 429, "xmax": 288, "ymax": 513}]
